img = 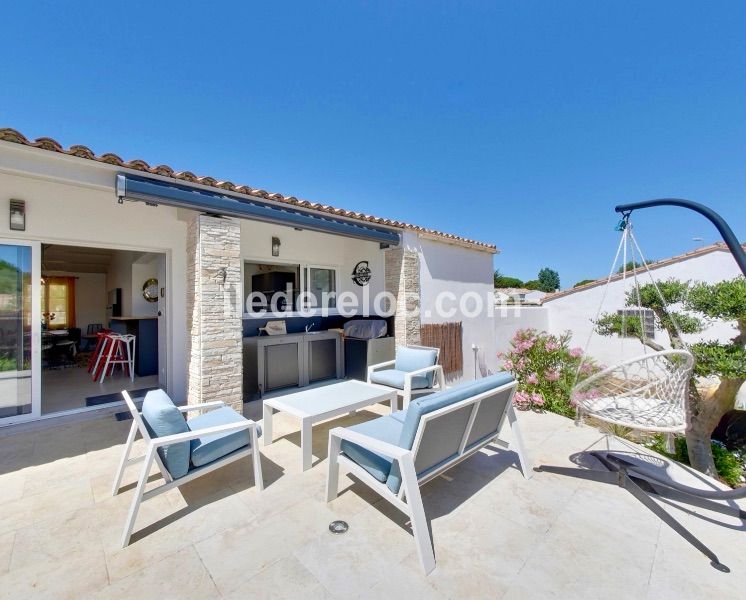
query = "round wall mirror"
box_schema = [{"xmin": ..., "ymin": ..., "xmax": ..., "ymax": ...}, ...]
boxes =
[{"xmin": 142, "ymin": 278, "xmax": 159, "ymax": 303}]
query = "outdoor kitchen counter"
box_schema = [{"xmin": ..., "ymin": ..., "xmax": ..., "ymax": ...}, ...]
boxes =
[{"xmin": 243, "ymin": 330, "xmax": 343, "ymax": 400}]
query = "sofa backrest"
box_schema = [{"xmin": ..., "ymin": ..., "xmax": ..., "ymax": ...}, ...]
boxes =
[{"xmin": 386, "ymin": 372, "xmax": 516, "ymax": 493}]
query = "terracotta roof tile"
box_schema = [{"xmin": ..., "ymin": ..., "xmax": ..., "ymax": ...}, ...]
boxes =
[
  {"xmin": 542, "ymin": 242, "xmax": 746, "ymax": 302},
  {"xmin": 0, "ymin": 127, "xmax": 497, "ymax": 252}
]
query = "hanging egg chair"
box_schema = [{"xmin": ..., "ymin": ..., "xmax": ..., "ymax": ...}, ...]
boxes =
[
  {"xmin": 571, "ymin": 212, "xmax": 695, "ymax": 436},
  {"xmin": 573, "ymin": 349, "xmax": 694, "ymax": 433}
]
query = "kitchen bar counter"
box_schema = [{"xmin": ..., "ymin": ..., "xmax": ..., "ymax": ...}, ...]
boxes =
[{"xmin": 109, "ymin": 317, "xmax": 158, "ymax": 377}]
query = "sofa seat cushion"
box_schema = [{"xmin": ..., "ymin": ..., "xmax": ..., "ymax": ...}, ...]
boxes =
[
  {"xmin": 395, "ymin": 347, "xmax": 439, "ymax": 386},
  {"xmin": 369, "ymin": 369, "xmax": 430, "ymax": 391},
  {"xmin": 340, "ymin": 415, "xmax": 404, "ymax": 483},
  {"xmin": 188, "ymin": 407, "xmax": 254, "ymax": 468},
  {"xmin": 140, "ymin": 390, "xmax": 190, "ymax": 479}
]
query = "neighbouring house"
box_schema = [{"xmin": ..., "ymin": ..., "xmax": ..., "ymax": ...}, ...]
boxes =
[
  {"xmin": 541, "ymin": 242, "xmax": 745, "ymax": 366},
  {"xmin": 494, "ymin": 287, "xmax": 546, "ymax": 305},
  {"xmin": 0, "ymin": 127, "xmax": 497, "ymax": 426}
]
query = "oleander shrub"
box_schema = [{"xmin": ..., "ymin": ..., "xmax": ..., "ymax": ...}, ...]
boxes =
[{"xmin": 498, "ymin": 329, "xmax": 599, "ymax": 418}]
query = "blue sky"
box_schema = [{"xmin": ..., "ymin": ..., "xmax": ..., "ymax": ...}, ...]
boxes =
[{"xmin": 2, "ymin": 1, "xmax": 745, "ymax": 288}]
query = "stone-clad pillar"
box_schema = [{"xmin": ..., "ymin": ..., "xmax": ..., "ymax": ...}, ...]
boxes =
[
  {"xmin": 186, "ymin": 214, "xmax": 243, "ymax": 412},
  {"xmin": 384, "ymin": 246, "xmax": 421, "ymax": 347}
]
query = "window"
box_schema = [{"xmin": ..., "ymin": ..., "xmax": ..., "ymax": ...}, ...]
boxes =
[
  {"xmin": 305, "ymin": 267, "xmax": 337, "ymax": 309},
  {"xmin": 617, "ymin": 308, "xmax": 655, "ymax": 340},
  {"xmin": 41, "ymin": 276, "xmax": 76, "ymax": 329},
  {"xmin": 242, "ymin": 261, "xmax": 338, "ymax": 314}
]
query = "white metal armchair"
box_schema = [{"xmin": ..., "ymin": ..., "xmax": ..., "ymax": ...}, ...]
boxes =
[
  {"xmin": 113, "ymin": 390, "xmax": 263, "ymax": 547},
  {"xmin": 367, "ymin": 345, "xmax": 445, "ymax": 406}
]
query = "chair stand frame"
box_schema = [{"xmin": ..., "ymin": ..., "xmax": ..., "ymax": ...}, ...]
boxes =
[{"xmin": 536, "ymin": 451, "xmax": 736, "ymax": 573}]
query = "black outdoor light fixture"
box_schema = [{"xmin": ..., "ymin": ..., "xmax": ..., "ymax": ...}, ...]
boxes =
[
  {"xmin": 271, "ymin": 236, "xmax": 281, "ymax": 257},
  {"xmin": 9, "ymin": 199, "xmax": 25, "ymax": 231}
]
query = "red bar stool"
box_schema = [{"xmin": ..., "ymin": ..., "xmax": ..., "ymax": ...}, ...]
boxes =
[{"xmin": 89, "ymin": 329, "xmax": 113, "ymax": 379}]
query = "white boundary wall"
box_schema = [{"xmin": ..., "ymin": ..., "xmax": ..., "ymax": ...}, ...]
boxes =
[{"xmin": 409, "ymin": 232, "xmax": 498, "ymax": 381}]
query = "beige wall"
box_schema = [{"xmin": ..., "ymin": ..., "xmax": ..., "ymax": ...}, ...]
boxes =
[{"xmin": 0, "ymin": 142, "xmax": 189, "ymax": 401}]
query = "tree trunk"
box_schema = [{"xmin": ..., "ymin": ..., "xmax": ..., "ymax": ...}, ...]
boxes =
[{"xmin": 686, "ymin": 378, "xmax": 745, "ymax": 476}]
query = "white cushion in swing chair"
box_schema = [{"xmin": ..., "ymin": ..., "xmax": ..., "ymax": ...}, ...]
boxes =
[{"xmin": 578, "ymin": 395, "xmax": 686, "ymax": 431}]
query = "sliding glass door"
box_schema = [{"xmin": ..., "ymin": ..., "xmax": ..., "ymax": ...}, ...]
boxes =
[{"xmin": 0, "ymin": 240, "xmax": 40, "ymax": 423}]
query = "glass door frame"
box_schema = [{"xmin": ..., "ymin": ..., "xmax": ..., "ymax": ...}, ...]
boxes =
[{"xmin": 0, "ymin": 238, "xmax": 41, "ymax": 425}]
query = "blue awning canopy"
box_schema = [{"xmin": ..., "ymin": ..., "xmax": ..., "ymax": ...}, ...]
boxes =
[{"xmin": 115, "ymin": 174, "xmax": 400, "ymax": 247}]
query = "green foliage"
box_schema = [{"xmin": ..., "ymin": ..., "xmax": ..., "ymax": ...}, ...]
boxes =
[
  {"xmin": 499, "ymin": 329, "xmax": 598, "ymax": 418},
  {"xmin": 494, "ymin": 275, "xmax": 524, "ymax": 288},
  {"xmin": 691, "ymin": 341, "xmax": 746, "ymax": 379},
  {"xmin": 537, "ymin": 267, "xmax": 560, "ymax": 292},
  {"xmin": 686, "ymin": 277, "xmax": 746, "ymax": 323},
  {"xmin": 617, "ymin": 259, "xmax": 652, "ymax": 274},
  {"xmin": 524, "ymin": 280, "xmax": 541, "ymax": 290},
  {"xmin": 647, "ymin": 435, "xmax": 744, "ymax": 488},
  {"xmin": 0, "ymin": 356, "xmax": 18, "ymax": 372},
  {"xmin": 574, "ymin": 279, "xmax": 596, "ymax": 288},
  {"xmin": 594, "ymin": 312, "xmax": 647, "ymax": 339},
  {"xmin": 632, "ymin": 279, "xmax": 691, "ymax": 312},
  {"xmin": 0, "ymin": 259, "xmax": 20, "ymax": 296}
]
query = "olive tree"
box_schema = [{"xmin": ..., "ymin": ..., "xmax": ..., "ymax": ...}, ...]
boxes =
[{"xmin": 595, "ymin": 277, "xmax": 746, "ymax": 476}]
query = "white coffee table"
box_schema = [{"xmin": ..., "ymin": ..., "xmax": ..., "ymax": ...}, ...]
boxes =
[{"xmin": 262, "ymin": 380, "xmax": 399, "ymax": 471}]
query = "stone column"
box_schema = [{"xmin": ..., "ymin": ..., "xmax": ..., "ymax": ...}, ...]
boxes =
[
  {"xmin": 384, "ymin": 246, "xmax": 421, "ymax": 347},
  {"xmin": 186, "ymin": 214, "xmax": 243, "ymax": 412}
]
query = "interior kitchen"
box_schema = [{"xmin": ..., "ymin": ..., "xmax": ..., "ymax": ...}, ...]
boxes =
[{"xmin": 39, "ymin": 243, "xmax": 166, "ymax": 415}]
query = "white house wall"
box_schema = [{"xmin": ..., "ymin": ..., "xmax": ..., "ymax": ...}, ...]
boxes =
[
  {"xmin": 544, "ymin": 250, "xmax": 743, "ymax": 367},
  {"xmin": 240, "ymin": 219, "xmax": 386, "ymax": 312},
  {"xmin": 406, "ymin": 232, "xmax": 498, "ymax": 381}
]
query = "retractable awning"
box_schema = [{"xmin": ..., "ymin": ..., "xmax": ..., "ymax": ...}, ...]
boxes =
[{"xmin": 115, "ymin": 174, "xmax": 400, "ymax": 247}]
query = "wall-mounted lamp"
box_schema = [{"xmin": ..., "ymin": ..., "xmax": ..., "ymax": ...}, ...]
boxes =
[
  {"xmin": 9, "ymin": 199, "xmax": 25, "ymax": 231},
  {"xmin": 271, "ymin": 236, "xmax": 281, "ymax": 257},
  {"xmin": 216, "ymin": 267, "xmax": 227, "ymax": 285}
]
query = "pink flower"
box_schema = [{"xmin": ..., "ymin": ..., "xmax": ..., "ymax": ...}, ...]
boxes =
[
  {"xmin": 526, "ymin": 372, "xmax": 539, "ymax": 385},
  {"xmin": 531, "ymin": 392, "xmax": 545, "ymax": 406},
  {"xmin": 569, "ymin": 347, "xmax": 583, "ymax": 358},
  {"xmin": 516, "ymin": 358, "xmax": 527, "ymax": 371},
  {"xmin": 545, "ymin": 369, "xmax": 560, "ymax": 382},
  {"xmin": 545, "ymin": 340, "xmax": 559, "ymax": 352},
  {"xmin": 580, "ymin": 362, "xmax": 594, "ymax": 375},
  {"xmin": 513, "ymin": 391, "xmax": 530, "ymax": 408},
  {"xmin": 503, "ymin": 359, "xmax": 515, "ymax": 371}
]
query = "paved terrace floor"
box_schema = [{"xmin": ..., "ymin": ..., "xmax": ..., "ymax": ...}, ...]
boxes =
[{"xmin": 0, "ymin": 402, "xmax": 744, "ymax": 599}]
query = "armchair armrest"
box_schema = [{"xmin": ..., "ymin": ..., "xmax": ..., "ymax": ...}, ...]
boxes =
[
  {"xmin": 151, "ymin": 419, "xmax": 257, "ymax": 448},
  {"xmin": 329, "ymin": 426, "xmax": 411, "ymax": 461},
  {"xmin": 176, "ymin": 401, "xmax": 225, "ymax": 413},
  {"xmin": 405, "ymin": 364, "xmax": 442, "ymax": 378},
  {"xmin": 367, "ymin": 359, "xmax": 396, "ymax": 382},
  {"xmin": 404, "ymin": 364, "xmax": 444, "ymax": 393}
]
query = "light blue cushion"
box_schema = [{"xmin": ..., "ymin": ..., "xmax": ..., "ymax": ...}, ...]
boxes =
[
  {"xmin": 188, "ymin": 407, "xmax": 254, "ymax": 468},
  {"xmin": 386, "ymin": 372, "xmax": 515, "ymax": 493},
  {"xmin": 395, "ymin": 347, "xmax": 439, "ymax": 386},
  {"xmin": 369, "ymin": 368, "xmax": 430, "ymax": 390},
  {"xmin": 339, "ymin": 414, "xmax": 404, "ymax": 483},
  {"xmin": 140, "ymin": 390, "xmax": 190, "ymax": 479}
]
